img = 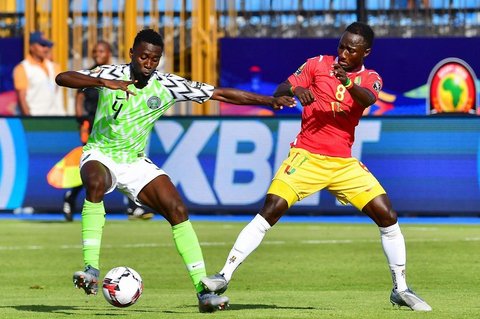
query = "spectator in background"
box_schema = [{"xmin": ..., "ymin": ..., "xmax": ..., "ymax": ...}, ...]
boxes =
[
  {"xmin": 63, "ymin": 40, "xmax": 153, "ymax": 221},
  {"xmin": 13, "ymin": 31, "xmax": 65, "ymax": 116}
]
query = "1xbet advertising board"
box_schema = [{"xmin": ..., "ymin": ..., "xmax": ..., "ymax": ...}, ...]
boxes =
[
  {"xmin": 219, "ymin": 37, "xmax": 480, "ymax": 116},
  {"xmin": 0, "ymin": 117, "xmax": 479, "ymax": 215}
]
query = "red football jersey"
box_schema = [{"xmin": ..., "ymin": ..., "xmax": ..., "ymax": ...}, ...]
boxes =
[{"xmin": 287, "ymin": 55, "xmax": 382, "ymax": 157}]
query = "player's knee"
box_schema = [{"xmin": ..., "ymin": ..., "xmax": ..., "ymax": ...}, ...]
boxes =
[
  {"xmin": 83, "ymin": 178, "xmax": 107, "ymax": 200},
  {"xmin": 382, "ymin": 208, "xmax": 398, "ymax": 226},
  {"xmin": 260, "ymin": 194, "xmax": 288, "ymax": 226},
  {"xmin": 165, "ymin": 199, "xmax": 189, "ymax": 223},
  {"xmin": 363, "ymin": 195, "xmax": 398, "ymax": 227}
]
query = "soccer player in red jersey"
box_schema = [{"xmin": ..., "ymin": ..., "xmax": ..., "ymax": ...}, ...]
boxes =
[{"xmin": 201, "ymin": 22, "xmax": 432, "ymax": 312}]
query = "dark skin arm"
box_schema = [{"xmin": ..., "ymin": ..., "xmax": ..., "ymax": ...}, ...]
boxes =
[
  {"xmin": 274, "ymin": 64, "xmax": 377, "ymax": 108},
  {"xmin": 55, "ymin": 71, "xmax": 137, "ymax": 96},
  {"xmin": 274, "ymin": 80, "xmax": 316, "ymax": 106},
  {"xmin": 57, "ymin": 72, "xmax": 295, "ymax": 109},
  {"xmin": 332, "ymin": 64, "xmax": 376, "ymax": 108},
  {"xmin": 211, "ymin": 87, "xmax": 295, "ymax": 109},
  {"xmin": 273, "ymin": 81, "xmax": 294, "ymax": 98}
]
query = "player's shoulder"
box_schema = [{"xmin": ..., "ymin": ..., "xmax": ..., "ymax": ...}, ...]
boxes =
[
  {"xmin": 304, "ymin": 55, "xmax": 335, "ymax": 71},
  {"xmin": 363, "ymin": 67, "xmax": 383, "ymax": 81},
  {"xmin": 102, "ymin": 64, "xmax": 129, "ymax": 77},
  {"xmin": 153, "ymin": 72, "xmax": 191, "ymax": 87},
  {"xmin": 154, "ymin": 71, "xmax": 184, "ymax": 81},
  {"xmin": 84, "ymin": 64, "xmax": 128, "ymax": 79},
  {"xmin": 153, "ymin": 71, "xmax": 214, "ymax": 102},
  {"xmin": 360, "ymin": 67, "xmax": 383, "ymax": 93},
  {"xmin": 307, "ymin": 55, "xmax": 335, "ymax": 64}
]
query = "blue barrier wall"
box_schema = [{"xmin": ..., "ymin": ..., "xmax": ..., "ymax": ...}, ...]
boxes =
[{"xmin": 0, "ymin": 116, "xmax": 479, "ymax": 215}]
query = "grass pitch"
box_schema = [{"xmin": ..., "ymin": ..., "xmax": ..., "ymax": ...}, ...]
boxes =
[{"xmin": 0, "ymin": 217, "xmax": 478, "ymax": 318}]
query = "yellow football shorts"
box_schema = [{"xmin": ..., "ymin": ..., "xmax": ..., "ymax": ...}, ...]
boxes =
[{"xmin": 268, "ymin": 147, "xmax": 386, "ymax": 211}]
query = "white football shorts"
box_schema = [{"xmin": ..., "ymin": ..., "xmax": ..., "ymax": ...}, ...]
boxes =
[{"xmin": 80, "ymin": 149, "xmax": 167, "ymax": 205}]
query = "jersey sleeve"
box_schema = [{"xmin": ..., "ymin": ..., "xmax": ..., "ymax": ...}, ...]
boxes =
[
  {"xmin": 361, "ymin": 71, "xmax": 383, "ymax": 100},
  {"xmin": 77, "ymin": 65, "xmax": 124, "ymax": 80},
  {"xmin": 158, "ymin": 73, "xmax": 214, "ymax": 103},
  {"xmin": 287, "ymin": 58, "xmax": 316, "ymax": 89}
]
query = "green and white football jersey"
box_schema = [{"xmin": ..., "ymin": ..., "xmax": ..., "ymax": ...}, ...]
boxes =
[{"xmin": 78, "ymin": 64, "xmax": 214, "ymax": 163}]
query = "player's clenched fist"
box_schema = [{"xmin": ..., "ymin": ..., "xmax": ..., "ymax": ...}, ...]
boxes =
[
  {"xmin": 292, "ymin": 86, "xmax": 315, "ymax": 106},
  {"xmin": 271, "ymin": 96, "xmax": 296, "ymax": 110}
]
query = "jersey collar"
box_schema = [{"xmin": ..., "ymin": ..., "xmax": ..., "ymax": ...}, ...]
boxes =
[{"xmin": 126, "ymin": 63, "xmax": 156, "ymax": 85}]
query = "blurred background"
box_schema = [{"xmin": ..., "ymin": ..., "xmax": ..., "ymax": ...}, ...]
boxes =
[
  {"xmin": 1, "ymin": 0, "xmax": 479, "ymax": 115},
  {"xmin": 0, "ymin": 0, "xmax": 479, "ymax": 217}
]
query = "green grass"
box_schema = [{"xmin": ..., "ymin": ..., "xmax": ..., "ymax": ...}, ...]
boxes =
[{"xmin": 0, "ymin": 218, "xmax": 479, "ymax": 318}]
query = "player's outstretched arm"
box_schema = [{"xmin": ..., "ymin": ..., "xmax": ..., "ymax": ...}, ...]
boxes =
[
  {"xmin": 56, "ymin": 71, "xmax": 106, "ymax": 88},
  {"xmin": 274, "ymin": 80, "xmax": 315, "ymax": 106},
  {"xmin": 211, "ymin": 87, "xmax": 296, "ymax": 110},
  {"xmin": 56, "ymin": 71, "xmax": 136, "ymax": 95}
]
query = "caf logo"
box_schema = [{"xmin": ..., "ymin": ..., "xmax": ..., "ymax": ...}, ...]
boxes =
[{"xmin": 427, "ymin": 58, "xmax": 477, "ymax": 114}]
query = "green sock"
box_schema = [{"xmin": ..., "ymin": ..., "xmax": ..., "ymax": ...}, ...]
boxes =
[
  {"xmin": 172, "ymin": 220, "xmax": 207, "ymax": 293},
  {"xmin": 81, "ymin": 200, "xmax": 106, "ymax": 270}
]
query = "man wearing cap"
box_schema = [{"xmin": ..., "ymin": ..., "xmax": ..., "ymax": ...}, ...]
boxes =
[{"xmin": 13, "ymin": 31, "xmax": 65, "ymax": 116}]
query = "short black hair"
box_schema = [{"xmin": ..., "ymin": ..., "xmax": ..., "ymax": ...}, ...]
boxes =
[
  {"xmin": 133, "ymin": 29, "xmax": 164, "ymax": 49},
  {"xmin": 345, "ymin": 22, "xmax": 374, "ymax": 48}
]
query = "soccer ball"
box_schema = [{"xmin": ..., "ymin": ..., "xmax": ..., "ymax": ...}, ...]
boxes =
[{"xmin": 102, "ymin": 266, "xmax": 143, "ymax": 308}]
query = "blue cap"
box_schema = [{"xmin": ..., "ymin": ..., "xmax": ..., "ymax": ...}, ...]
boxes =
[{"xmin": 29, "ymin": 31, "xmax": 53, "ymax": 48}]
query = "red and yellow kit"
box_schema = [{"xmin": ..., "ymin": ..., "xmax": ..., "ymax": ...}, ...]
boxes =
[
  {"xmin": 269, "ymin": 55, "xmax": 385, "ymax": 210},
  {"xmin": 288, "ymin": 55, "xmax": 383, "ymax": 158}
]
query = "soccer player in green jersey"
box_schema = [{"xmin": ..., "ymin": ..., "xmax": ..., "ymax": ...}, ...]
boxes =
[{"xmin": 55, "ymin": 29, "xmax": 295, "ymax": 313}]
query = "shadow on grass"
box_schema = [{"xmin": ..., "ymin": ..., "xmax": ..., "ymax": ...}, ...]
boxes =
[
  {"xmin": 3, "ymin": 304, "xmax": 331, "ymax": 315},
  {"xmin": 179, "ymin": 303, "xmax": 323, "ymax": 312},
  {"xmin": 3, "ymin": 305, "xmax": 157, "ymax": 315},
  {"xmin": 229, "ymin": 304, "xmax": 319, "ymax": 310},
  {"xmin": 22, "ymin": 220, "xmax": 70, "ymax": 224}
]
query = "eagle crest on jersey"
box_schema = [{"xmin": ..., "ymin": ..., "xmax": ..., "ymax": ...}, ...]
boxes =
[
  {"xmin": 77, "ymin": 64, "xmax": 214, "ymax": 163},
  {"xmin": 147, "ymin": 96, "xmax": 161, "ymax": 109}
]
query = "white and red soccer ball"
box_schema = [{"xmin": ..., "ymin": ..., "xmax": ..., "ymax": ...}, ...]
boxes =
[{"xmin": 102, "ymin": 266, "xmax": 143, "ymax": 308}]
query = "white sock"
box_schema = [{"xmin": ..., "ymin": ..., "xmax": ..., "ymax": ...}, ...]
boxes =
[
  {"xmin": 379, "ymin": 222, "xmax": 408, "ymax": 292},
  {"xmin": 220, "ymin": 214, "xmax": 271, "ymax": 282}
]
